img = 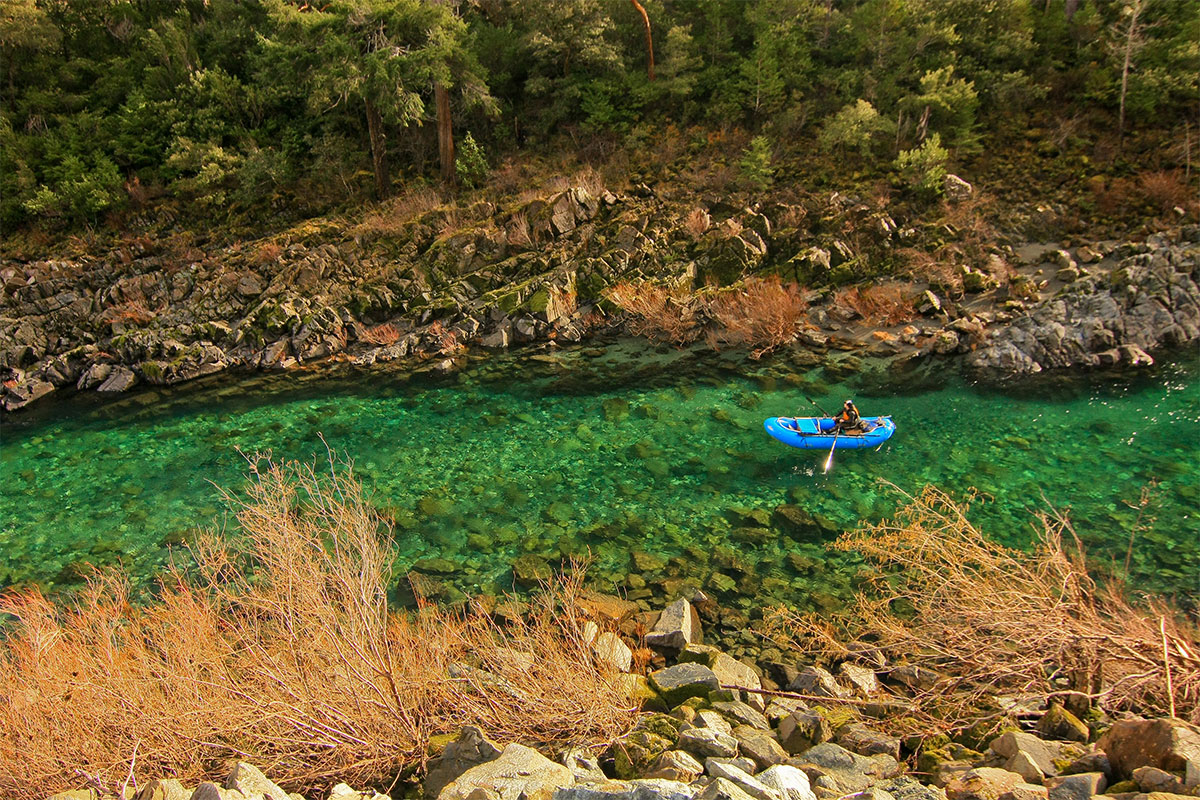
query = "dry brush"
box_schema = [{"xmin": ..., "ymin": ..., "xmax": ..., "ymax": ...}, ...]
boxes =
[
  {"xmin": 0, "ymin": 455, "xmax": 637, "ymax": 799},
  {"xmin": 766, "ymin": 484, "xmax": 1199, "ymax": 736}
]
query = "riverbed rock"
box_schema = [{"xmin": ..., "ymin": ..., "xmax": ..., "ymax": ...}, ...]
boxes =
[
  {"xmin": 696, "ymin": 778, "xmax": 760, "ymax": 800},
  {"xmin": 593, "ymin": 631, "xmax": 633, "ymax": 672},
  {"xmin": 646, "ymin": 750, "xmax": 705, "ymax": 782},
  {"xmin": 225, "ymin": 762, "xmax": 289, "ymax": 800},
  {"xmin": 1096, "ymin": 718, "xmax": 1200, "ymax": 783},
  {"xmin": 554, "ymin": 779, "xmax": 697, "ymax": 800},
  {"xmin": 787, "ymin": 666, "xmax": 848, "ymax": 699},
  {"xmin": 330, "ymin": 784, "xmax": 391, "ymax": 800},
  {"xmin": 788, "ymin": 742, "xmax": 899, "ymax": 793},
  {"xmin": 678, "ymin": 726, "xmax": 740, "ymax": 758},
  {"xmin": 425, "ymin": 726, "xmax": 504, "ymax": 798},
  {"xmin": 647, "ymin": 599, "xmax": 703, "ymax": 650},
  {"xmin": 705, "ymin": 761, "xmax": 783, "ymax": 800},
  {"xmin": 733, "ymin": 724, "xmax": 789, "ymax": 769},
  {"xmin": 651, "ymin": 663, "xmax": 721, "ymax": 706},
  {"xmin": 946, "ymin": 768, "xmax": 1028, "ymax": 800},
  {"xmin": 837, "ymin": 662, "xmax": 881, "ymax": 696},
  {"xmin": 1039, "ymin": 704, "xmax": 1090, "ymax": 743},
  {"xmin": 991, "ymin": 732, "xmax": 1060, "ymax": 779},
  {"xmin": 1045, "ymin": 773, "xmax": 1106, "ymax": 800},
  {"xmin": 134, "ymin": 779, "xmax": 191, "ymax": 800},
  {"xmin": 779, "ymin": 710, "xmax": 833, "ymax": 755},
  {"xmin": 438, "ymin": 743, "xmax": 574, "ymax": 800},
  {"xmin": 757, "ymin": 765, "xmax": 818, "ymax": 800},
  {"xmin": 968, "ymin": 241, "xmax": 1200, "ymax": 380},
  {"xmin": 1132, "ymin": 766, "xmax": 1188, "ymax": 794},
  {"xmin": 837, "ymin": 723, "xmax": 901, "ymax": 760}
]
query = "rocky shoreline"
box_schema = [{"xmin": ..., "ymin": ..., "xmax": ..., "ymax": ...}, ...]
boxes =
[
  {"xmin": 3, "ymin": 177, "xmax": 1198, "ymax": 413},
  {"xmin": 45, "ymin": 594, "xmax": 1200, "ymax": 800}
]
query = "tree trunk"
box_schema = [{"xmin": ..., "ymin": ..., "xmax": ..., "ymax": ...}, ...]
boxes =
[
  {"xmin": 435, "ymin": 83, "xmax": 455, "ymax": 186},
  {"xmin": 365, "ymin": 97, "xmax": 390, "ymax": 199},
  {"xmin": 630, "ymin": 0, "xmax": 655, "ymax": 81},
  {"xmin": 1118, "ymin": 0, "xmax": 1144, "ymax": 149}
]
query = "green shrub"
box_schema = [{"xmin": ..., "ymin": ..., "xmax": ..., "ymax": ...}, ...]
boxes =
[
  {"xmin": 738, "ymin": 136, "xmax": 774, "ymax": 191},
  {"xmin": 455, "ymin": 132, "xmax": 488, "ymax": 189},
  {"xmin": 818, "ymin": 100, "xmax": 895, "ymax": 158},
  {"xmin": 893, "ymin": 134, "xmax": 949, "ymax": 198}
]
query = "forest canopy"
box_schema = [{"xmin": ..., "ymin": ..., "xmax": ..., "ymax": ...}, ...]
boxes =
[{"xmin": 1, "ymin": 0, "xmax": 1196, "ymax": 228}]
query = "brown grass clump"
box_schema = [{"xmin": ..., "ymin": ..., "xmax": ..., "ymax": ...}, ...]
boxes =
[
  {"xmin": 254, "ymin": 242, "xmax": 283, "ymax": 265},
  {"xmin": 1136, "ymin": 170, "xmax": 1196, "ymax": 216},
  {"xmin": 99, "ymin": 300, "xmax": 158, "ymax": 326},
  {"xmin": 766, "ymin": 484, "xmax": 1200, "ymax": 737},
  {"xmin": 0, "ymin": 456, "xmax": 637, "ymax": 799},
  {"xmin": 605, "ymin": 280, "xmax": 702, "ymax": 346},
  {"xmin": 684, "ymin": 207, "xmax": 711, "ymax": 240},
  {"xmin": 355, "ymin": 186, "xmax": 445, "ymax": 237},
  {"xmin": 360, "ymin": 322, "xmax": 401, "ymax": 346},
  {"xmin": 706, "ymin": 276, "xmax": 808, "ymax": 359},
  {"xmin": 833, "ymin": 284, "xmax": 917, "ymax": 326}
]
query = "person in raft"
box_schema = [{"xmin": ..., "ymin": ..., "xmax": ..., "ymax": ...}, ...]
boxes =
[{"xmin": 833, "ymin": 399, "xmax": 865, "ymax": 433}]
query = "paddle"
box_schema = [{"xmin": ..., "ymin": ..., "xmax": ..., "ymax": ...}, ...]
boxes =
[
  {"xmin": 823, "ymin": 427, "xmax": 839, "ymax": 473},
  {"xmin": 803, "ymin": 395, "xmax": 832, "ymax": 417}
]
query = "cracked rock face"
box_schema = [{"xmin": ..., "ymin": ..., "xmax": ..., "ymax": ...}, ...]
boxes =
[{"xmin": 968, "ymin": 236, "xmax": 1200, "ymax": 380}]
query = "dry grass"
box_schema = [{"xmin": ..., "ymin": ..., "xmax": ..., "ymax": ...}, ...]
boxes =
[
  {"xmin": 99, "ymin": 300, "xmax": 158, "ymax": 325},
  {"xmin": 506, "ymin": 211, "xmax": 533, "ymax": 248},
  {"xmin": 547, "ymin": 282, "xmax": 578, "ymax": 324},
  {"xmin": 605, "ymin": 280, "xmax": 702, "ymax": 346},
  {"xmin": 833, "ymin": 284, "xmax": 917, "ymax": 327},
  {"xmin": 766, "ymin": 484, "xmax": 1200, "ymax": 737},
  {"xmin": 359, "ymin": 322, "xmax": 401, "ymax": 346},
  {"xmin": 706, "ymin": 276, "xmax": 808, "ymax": 359},
  {"xmin": 355, "ymin": 187, "xmax": 445, "ymax": 237},
  {"xmin": 0, "ymin": 455, "xmax": 637, "ymax": 800},
  {"xmin": 1137, "ymin": 170, "xmax": 1197, "ymax": 216},
  {"xmin": 684, "ymin": 208, "xmax": 711, "ymax": 241},
  {"xmin": 254, "ymin": 242, "xmax": 283, "ymax": 265}
]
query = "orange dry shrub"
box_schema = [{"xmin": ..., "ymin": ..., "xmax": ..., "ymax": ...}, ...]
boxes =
[
  {"xmin": 765, "ymin": 484, "xmax": 1200, "ymax": 737},
  {"xmin": 706, "ymin": 276, "xmax": 808, "ymax": 359},
  {"xmin": 360, "ymin": 322, "xmax": 401, "ymax": 346},
  {"xmin": 605, "ymin": 280, "xmax": 701, "ymax": 345},
  {"xmin": 833, "ymin": 284, "xmax": 917, "ymax": 326},
  {"xmin": 684, "ymin": 207, "xmax": 711, "ymax": 240},
  {"xmin": 1137, "ymin": 170, "xmax": 1197, "ymax": 216},
  {"xmin": 0, "ymin": 456, "xmax": 637, "ymax": 800},
  {"xmin": 254, "ymin": 242, "xmax": 283, "ymax": 265},
  {"xmin": 99, "ymin": 300, "xmax": 158, "ymax": 325}
]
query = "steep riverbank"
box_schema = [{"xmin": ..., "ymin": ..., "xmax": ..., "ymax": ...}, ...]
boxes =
[{"xmin": 3, "ymin": 168, "xmax": 1198, "ymax": 413}]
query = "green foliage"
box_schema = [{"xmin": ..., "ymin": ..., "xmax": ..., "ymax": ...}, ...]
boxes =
[
  {"xmin": 893, "ymin": 133, "xmax": 949, "ymax": 198},
  {"xmin": 739, "ymin": 136, "xmax": 774, "ymax": 191},
  {"xmin": 455, "ymin": 133, "xmax": 488, "ymax": 189},
  {"xmin": 1, "ymin": 0, "xmax": 1195, "ymax": 231},
  {"xmin": 819, "ymin": 100, "xmax": 896, "ymax": 158}
]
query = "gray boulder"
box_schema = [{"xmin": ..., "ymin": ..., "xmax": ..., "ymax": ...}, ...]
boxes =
[
  {"xmin": 1044, "ymin": 773, "xmax": 1106, "ymax": 800},
  {"xmin": 650, "ymin": 663, "xmax": 721, "ymax": 707},
  {"xmin": 647, "ymin": 599, "xmax": 703, "ymax": 650},
  {"xmin": 788, "ymin": 742, "xmax": 900, "ymax": 794},
  {"xmin": 554, "ymin": 779, "xmax": 697, "ymax": 800},
  {"xmin": 425, "ymin": 726, "xmax": 504, "ymax": 799},
  {"xmin": 438, "ymin": 743, "xmax": 574, "ymax": 800},
  {"xmin": 225, "ymin": 762, "xmax": 289, "ymax": 800},
  {"xmin": 733, "ymin": 724, "xmax": 789, "ymax": 770},
  {"xmin": 757, "ymin": 765, "xmax": 818, "ymax": 800},
  {"xmin": 695, "ymin": 778, "xmax": 759, "ymax": 800},
  {"xmin": 679, "ymin": 726, "xmax": 740, "ymax": 758},
  {"xmin": 704, "ymin": 761, "xmax": 783, "ymax": 800}
]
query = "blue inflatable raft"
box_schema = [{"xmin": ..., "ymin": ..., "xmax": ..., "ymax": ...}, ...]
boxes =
[{"xmin": 763, "ymin": 415, "xmax": 896, "ymax": 450}]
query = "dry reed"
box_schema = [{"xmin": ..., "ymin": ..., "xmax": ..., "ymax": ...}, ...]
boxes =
[
  {"xmin": 0, "ymin": 455, "xmax": 637, "ymax": 800},
  {"xmin": 765, "ymin": 484, "xmax": 1200, "ymax": 738}
]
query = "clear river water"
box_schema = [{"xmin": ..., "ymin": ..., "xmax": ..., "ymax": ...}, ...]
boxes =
[{"xmin": 2, "ymin": 340, "xmax": 1197, "ymax": 612}]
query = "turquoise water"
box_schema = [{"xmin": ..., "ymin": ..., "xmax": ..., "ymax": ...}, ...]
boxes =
[{"xmin": 2, "ymin": 341, "xmax": 1197, "ymax": 612}]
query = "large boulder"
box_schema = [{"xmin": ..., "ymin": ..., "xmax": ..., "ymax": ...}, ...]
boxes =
[
  {"xmin": 554, "ymin": 779, "xmax": 697, "ymax": 800},
  {"xmin": 788, "ymin": 742, "xmax": 899, "ymax": 794},
  {"xmin": 425, "ymin": 726, "xmax": 504, "ymax": 799},
  {"xmin": 757, "ymin": 765, "xmax": 818, "ymax": 800},
  {"xmin": 650, "ymin": 662, "xmax": 721, "ymax": 707},
  {"xmin": 1097, "ymin": 718, "xmax": 1200, "ymax": 785},
  {"xmin": 438, "ymin": 743, "xmax": 574, "ymax": 800},
  {"xmin": 224, "ymin": 762, "xmax": 289, "ymax": 800},
  {"xmin": 945, "ymin": 768, "xmax": 1027, "ymax": 800}
]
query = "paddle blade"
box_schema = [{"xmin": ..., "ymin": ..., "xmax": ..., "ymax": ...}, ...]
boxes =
[{"xmin": 823, "ymin": 450, "xmax": 834, "ymax": 473}]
